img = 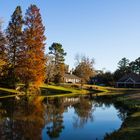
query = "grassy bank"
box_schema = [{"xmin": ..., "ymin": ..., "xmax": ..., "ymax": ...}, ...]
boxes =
[
  {"xmin": 40, "ymin": 84, "xmax": 101, "ymax": 97},
  {"xmin": 0, "ymin": 83, "xmax": 102, "ymax": 98},
  {"xmin": 96, "ymin": 89, "xmax": 140, "ymax": 140}
]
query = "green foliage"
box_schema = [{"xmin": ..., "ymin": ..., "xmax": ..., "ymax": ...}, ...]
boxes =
[
  {"xmin": 0, "ymin": 23, "xmax": 7, "ymax": 74},
  {"xmin": 6, "ymin": 6, "xmax": 23, "ymax": 88},
  {"xmin": 118, "ymin": 57, "xmax": 129, "ymax": 70},
  {"xmin": 129, "ymin": 57, "xmax": 140, "ymax": 75},
  {"xmin": 93, "ymin": 71, "xmax": 114, "ymax": 86},
  {"xmin": 48, "ymin": 43, "xmax": 67, "ymax": 83},
  {"xmin": 114, "ymin": 57, "xmax": 140, "ymax": 81},
  {"xmin": 49, "ymin": 43, "xmax": 66, "ymax": 65}
]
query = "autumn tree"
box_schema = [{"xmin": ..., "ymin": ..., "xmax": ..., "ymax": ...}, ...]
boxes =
[
  {"xmin": 73, "ymin": 55, "xmax": 95, "ymax": 84},
  {"xmin": 6, "ymin": 6, "xmax": 23, "ymax": 88},
  {"xmin": 49, "ymin": 43, "xmax": 66, "ymax": 83},
  {"xmin": 17, "ymin": 5, "xmax": 46, "ymax": 89}
]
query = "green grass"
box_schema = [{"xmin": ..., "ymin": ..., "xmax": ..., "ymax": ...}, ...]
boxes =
[
  {"xmin": 0, "ymin": 87, "xmax": 25, "ymax": 99},
  {"xmin": 40, "ymin": 84, "xmax": 89, "ymax": 97},
  {"xmin": 0, "ymin": 84, "xmax": 96, "ymax": 98},
  {"xmin": 0, "ymin": 87, "xmax": 20, "ymax": 94}
]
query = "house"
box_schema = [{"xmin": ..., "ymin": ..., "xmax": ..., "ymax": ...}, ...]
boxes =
[
  {"xmin": 64, "ymin": 74, "xmax": 81, "ymax": 84},
  {"xmin": 116, "ymin": 73, "xmax": 140, "ymax": 88}
]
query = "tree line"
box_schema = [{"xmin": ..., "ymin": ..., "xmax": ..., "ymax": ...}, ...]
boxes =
[
  {"xmin": 0, "ymin": 5, "xmax": 96, "ymax": 91},
  {"xmin": 92, "ymin": 57, "xmax": 140, "ymax": 86}
]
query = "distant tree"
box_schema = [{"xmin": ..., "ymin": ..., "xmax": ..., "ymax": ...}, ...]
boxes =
[
  {"xmin": 118, "ymin": 57, "xmax": 129, "ymax": 71},
  {"xmin": 114, "ymin": 57, "xmax": 130, "ymax": 81},
  {"xmin": 6, "ymin": 6, "xmax": 23, "ymax": 88},
  {"xmin": 45, "ymin": 55, "xmax": 55, "ymax": 83},
  {"xmin": 49, "ymin": 43, "xmax": 66, "ymax": 65},
  {"xmin": 73, "ymin": 55, "xmax": 95, "ymax": 84},
  {"xmin": 129, "ymin": 57, "xmax": 140, "ymax": 75},
  {"xmin": 92, "ymin": 71, "xmax": 114, "ymax": 86},
  {"xmin": 49, "ymin": 43, "xmax": 66, "ymax": 83},
  {"xmin": 135, "ymin": 57, "xmax": 140, "ymax": 74},
  {"xmin": 17, "ymin": 5, "xmax": 46, "ymax": 90},
  {"xmin": 129, "ymin": 61, "xmax": 137, "ymax": 74},
  {"xmin": 132, "ymin": 57, "xmax": 140, "ymax": 74}
]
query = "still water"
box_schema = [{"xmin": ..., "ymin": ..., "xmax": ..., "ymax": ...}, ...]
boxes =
[{"xmin": 0, "ymin": 95, "xmax": 127, "ymax": 140}]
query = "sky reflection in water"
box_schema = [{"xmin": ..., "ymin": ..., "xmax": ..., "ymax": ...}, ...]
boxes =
[{"xmin": 0, "ymin": 95, "xmax": 125, "ymax": 140}]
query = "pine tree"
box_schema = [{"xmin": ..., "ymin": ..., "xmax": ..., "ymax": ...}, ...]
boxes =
[
  {"xmin": 6, "ymin": 6, "xmax": 23, "ymax": 88},
  {"xmin": 19, "ymin": 5, "xmax": 46, "ymax": 88},
  {"xmin": 49, "ymin": 43, "xmax": 66, "ymax": 83},
  {"xmin": 0, "ymin": 23, "xmax": 7, "ymax": 74}
]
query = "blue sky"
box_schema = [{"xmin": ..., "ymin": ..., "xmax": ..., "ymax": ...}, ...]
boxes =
[{"xmin": 0, "ymin": 0, "xmax": 140, "ymax": 72}]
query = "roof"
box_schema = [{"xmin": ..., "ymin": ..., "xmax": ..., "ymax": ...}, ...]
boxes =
[
  {"xmin": 117, "ymin": 73, "xmax": 140, "ymax": 83},
  {"xmin": 64, "ymin": 74, "xmax": 81, "ymax": 79}
]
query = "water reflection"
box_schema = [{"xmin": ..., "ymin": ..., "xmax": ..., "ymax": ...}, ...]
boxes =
[
  {"xmin": 0, "ymin": 97, "xmax": 45, "ymax": 140},
  {"xmin": 73, "ymin": 97, "xmax": 93, "ymax": 128},
  {"xmin": 45, "ymin": 98, "xmax": 65, "ymax": 138},
  {"xmin": 0, "ymin": 95, "xmax": 128, "ymax": 140}
]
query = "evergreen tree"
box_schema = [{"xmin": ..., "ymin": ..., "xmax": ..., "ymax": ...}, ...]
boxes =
[
  {"xmin": 49, "ymin": 43, "xmax": 66, "ymax": 83},
  {"xmin": 129, "ymin": 57, "xmax": 140, "ymax": 75},
  {"xmin": 118, "ymin": 57, "xmax": 130, "ymax": 71},
  {"xmin": 6, "ymin": 6, "xmax": 23, "ymax": 88},
  {"xmin": 0, "ymin": 23, "xmax": 7, "ymax": 74}
]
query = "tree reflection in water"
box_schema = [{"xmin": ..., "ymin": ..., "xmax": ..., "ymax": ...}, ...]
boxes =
[
  {"xmin": 0, "ymin": 95, "xmax": 128, "ymax": 140},
  {"xmin": 44, "ymin": 97, "xmax": 65, "ymax": 138},
  {"xmin": 72, "ymin": 96, "xmax": 94, "ymax": 128},
  {"xmin": 0, "ymin": 96, "xmax": 45, "ymax": 140}
]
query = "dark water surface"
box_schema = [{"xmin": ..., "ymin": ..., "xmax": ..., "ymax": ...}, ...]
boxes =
[{"xmin": 0, "ymin": 95, "xmax": 127, "ymax": 140}]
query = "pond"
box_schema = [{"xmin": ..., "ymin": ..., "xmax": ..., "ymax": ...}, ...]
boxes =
[{"xmin": 0, "ymin": 95, "xmax": 127, "ymax": 140}]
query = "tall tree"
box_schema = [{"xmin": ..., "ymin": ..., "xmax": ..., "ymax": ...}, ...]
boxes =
[
  {"xmin": 18, "ymin": 5, "xmax": 46, "ymax": 89},
  {"xmin": 49, "ymin": 43, "xmax": 66, "ymax": 83},
  {"xmin": 73, "ymin": 55, "xmax": 95, "ymax": 84},
  {"xmin": 6, "ymin": 6, "xmax": 23, "ymax": 88},
  {"xmin": 0, "ymin": 22, "xmax": 7, "ymax": 74}
]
